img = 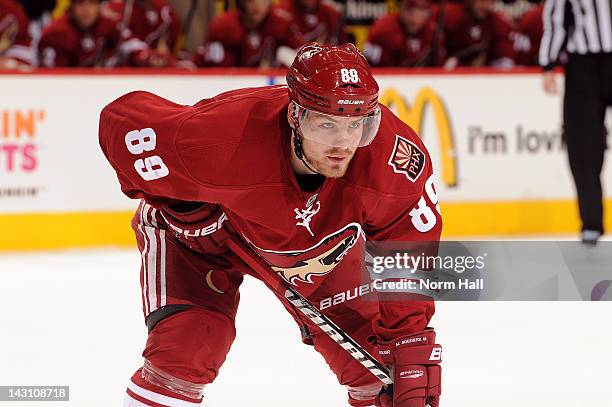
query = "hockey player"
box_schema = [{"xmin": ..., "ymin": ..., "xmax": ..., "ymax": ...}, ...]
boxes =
[
  {"xmin": 279, "ymin": 0, "xmax": 345, "ymax": 45},
  {"xmin": 364, "ymin": 0, "xmax": 445, "ymax": 67},
  {"xmin": 443, "ymin": 0, "xmax": 516, "ymax": 68},
  {"xmin": 193, "ymin": 0, "xmax": 305, "ymax": 67},
  {"xmin": 38, "ymin": 0, "xmax": 175, "ymax": 67},
  {"xmin": 102, "ymin": 0, "xmax": 181, "ymax": 57},
  {"xmin": 0, "ymin": 0, "xmax": 33, "ymax": 68},
  {"xmin": 513, "ymin": 3, "xmax": 544, "ymax": 66},
  {"xmin": 100, "ymin": 43, "xmax": 442, "ymax": 406}
]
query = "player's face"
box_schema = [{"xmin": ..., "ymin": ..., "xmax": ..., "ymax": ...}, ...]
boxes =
[
  {"xmin": 299, "ymin": 111, "xmax": 364, "ymax": 178},
  {"xmin": 72, "ymin": 0, "xmax": 100, "ymax": 30},
  {"xmin": 243, "ymin": 0, "xmax": 271, "ymax": 27},
  {"xmin": 469, "ymin": 0, "xmax": 492, "ymax": 20},
  {"xmin": 301, "ymin": 136, "xmax": 358, "ymax": 178},
  {"xmin": 402, "ymin": 6, "xmax": 431, "ymax": 34}
]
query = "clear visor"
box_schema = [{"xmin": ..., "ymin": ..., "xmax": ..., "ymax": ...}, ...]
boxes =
[{"xmin": 296, "ymin": 104, "xmax": 382, "ymax": 148}]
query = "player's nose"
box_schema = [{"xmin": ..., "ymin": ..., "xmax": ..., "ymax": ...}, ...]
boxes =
[{"xmin": 330, "ymin": 127, "xmax": 358, "ymax": 148}]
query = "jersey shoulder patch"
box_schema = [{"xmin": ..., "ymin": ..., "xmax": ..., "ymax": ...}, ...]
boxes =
[
  {"xmin": 343, "ymin": 105, "xmax": 431, "ymax": 199},
  {"xmin": 387, "ymin": 134, "xmax": 426, "ymax": 183}
]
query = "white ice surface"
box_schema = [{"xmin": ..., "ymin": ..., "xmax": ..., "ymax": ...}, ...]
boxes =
[{"xmin": 0, "ymin": 249, "xmax": 611, "ymax": 407}]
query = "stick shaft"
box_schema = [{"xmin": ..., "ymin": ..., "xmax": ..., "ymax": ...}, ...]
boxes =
[{"xmin": 225, "ymin": 237, "xmax": 392, "ymax": 385}]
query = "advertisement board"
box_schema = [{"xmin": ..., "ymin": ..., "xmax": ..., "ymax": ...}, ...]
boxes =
[{"xmin": 1, "ymin": 70, "xmax": 610, "ymax": 249}]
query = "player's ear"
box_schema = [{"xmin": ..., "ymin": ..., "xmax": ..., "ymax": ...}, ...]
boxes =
[{"xmin": 287, "ymin": 102, "xmax": 297, "ymax": 130}]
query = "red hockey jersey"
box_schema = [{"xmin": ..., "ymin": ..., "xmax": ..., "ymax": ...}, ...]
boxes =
[
  {"xmin": 37, "ymin": 12, "xmax": 165, "ymax": 68},
  {"xmin": 364, "ymin": 12, "xmax": 445, "ymax": 67},
  {"xmin": 443, "ymin": 2, "xmax": 515, "ymax": 67},
  {"xmin": 279, "ymin": 0, "xmax": 345, "ymax": 45},
  {"xmin": 38, "ymin": 14, "xmax": 124, "ymax": 67},
  {"xmin": 514, "ymin": 4, "xmax": 543, "ymax": 66},
  {"xmin": 0, "ymin": 0, "xmax": 32, "ymax": 66},
  {"xmin": 103, "ymin": 0, "xmax": 181, "ymax": 54},
  {"xmin": 194, "ymin": 7, "xmax": 305, "ymax": 67},
  {"xmin": 99, "ymin": 86, "xmax": 442, "ymax": 340}
]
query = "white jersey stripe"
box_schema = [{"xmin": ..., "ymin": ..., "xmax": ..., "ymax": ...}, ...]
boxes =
[
  {"xmin": 540, "ymin": 0, "xmax": 554, "ymax": 65},
  {"xmin": 123, "ymin": 392, "xmax": 152, "ymax": 407},
  {"xmin": 541, "ymin": 0, "xmax": 612, "ymax": 66},
  {"xmin": 541, "ymin": 0, "xmax": 569, "ymax": 66},
  {"xmin": 150, "ymin": 208, "xmax": 159, "ymax": 228},
  {"xmin": 160, "ymin": 229, "xmax": 167, "ymax": 307},
  {"xmin": 569, "ymin": 0, "xmax": 590, "ymax": 53},
  {"xmin": 145, "ymin": 224, "xmax": 158, "ymax": 313},
  {"xmin": 581, "ymin": 0, "xmax": 602, "ymax": 51},
  {"xmin": 142, "ymin": 204, "xmax": 155, "ymax": 228},
  {"xmin": 550, "ymin": 0, "xmax": 568, "ymax": 59},
  {"xmin": 139, "ymin": 203, "xmax": 151, "ymax": 315},
  {"xmin": 596, "ymin": 0, "xmax": 612, "ymax": 50},
  {"xmin": 127, "ymin": 381, "xmax": 203, "ymax": 407}
]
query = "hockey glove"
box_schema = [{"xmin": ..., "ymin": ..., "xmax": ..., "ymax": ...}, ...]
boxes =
[{"xmin": 376, "ymin": 329, "xmax": 442, "ymax": 407}]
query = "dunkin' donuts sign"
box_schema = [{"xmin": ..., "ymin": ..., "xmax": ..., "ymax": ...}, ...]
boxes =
[{"xmin": 0, "ymin": 108, "xmax": 45, "ymax": 174}]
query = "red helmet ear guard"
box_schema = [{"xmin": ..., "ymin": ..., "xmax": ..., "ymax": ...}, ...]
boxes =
[{"xmin": 286, "ymin": 42, "xmax": 379, "ymax": 117}]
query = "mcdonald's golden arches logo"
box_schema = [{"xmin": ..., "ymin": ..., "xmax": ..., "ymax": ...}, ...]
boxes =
[{"xmin": 379, "ymin": 88, "xmax": 458, "ymax": 187}]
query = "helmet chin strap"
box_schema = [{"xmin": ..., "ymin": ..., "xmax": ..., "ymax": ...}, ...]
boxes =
[
  {"xmin": 291, "ymin": 104, "xmax": 321, "ymax": 176},
  {"xmin": 292, "ymin": 129, "xmax": 320, "ymax": 175}
]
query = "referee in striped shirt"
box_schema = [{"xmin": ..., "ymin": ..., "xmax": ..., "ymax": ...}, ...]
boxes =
[{"xmin": 539, "ymin": 0, "xmax": 612, "ymax": 244}]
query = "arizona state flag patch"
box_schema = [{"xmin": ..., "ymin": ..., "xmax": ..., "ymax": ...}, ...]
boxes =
[{"xmin": 388, "ymin": 134, "xmax": 426, "ymax": 182}]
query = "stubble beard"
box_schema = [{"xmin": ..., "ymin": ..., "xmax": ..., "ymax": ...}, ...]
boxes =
[{"xmin": 306, "ymin": 149, "xmax": 356, "ymax": 178}]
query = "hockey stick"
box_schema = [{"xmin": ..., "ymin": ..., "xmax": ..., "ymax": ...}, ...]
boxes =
[
  {"xmin": 408, "ymin": 0, "xmax": 446, "ymax": 67},
  {"xmin": 119, "ymin": 0, "xmax": 135, "ymax": 37},
  {"xmin": 182, "ymin": 0, "xmax": 198, "ymax": 39},
  {"xmin": 109, "ymin": 0, "xmax": 136, "ymax": 66},
  {"xmin": 330, "ymin": 0, "xmax": 347, "ymax": 46},
  {"xmin": 429, "ymin": 0, "xmax": 447, "ymax": 66},
  {"xmin": 224, "ymin": 236, "xmax": 393, "ymax": 385}
]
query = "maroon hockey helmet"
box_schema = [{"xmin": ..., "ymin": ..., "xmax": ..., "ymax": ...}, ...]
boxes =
[{"xmin": 286, "ymin": 42, "xmax": 379, "ymax": 117}]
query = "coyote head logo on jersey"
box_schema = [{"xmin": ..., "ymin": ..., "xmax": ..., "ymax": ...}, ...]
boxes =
[{"xmin": 250, "ymin": 223, "xmax": 364, "ymax": 285}]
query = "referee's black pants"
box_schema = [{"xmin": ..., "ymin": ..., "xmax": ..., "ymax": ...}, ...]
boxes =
[{"xmin": 563, "ymin": 53, "xmax": 612, "ymax": 233}]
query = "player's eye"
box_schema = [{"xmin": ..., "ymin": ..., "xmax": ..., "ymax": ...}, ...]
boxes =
[
  {"xmin": 349, "ymin": 120, "xmax": 362, "ymax": 129},
  {"xmin": 319, "ymin": 122, "xmax": 336, "ymax": 130}
]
